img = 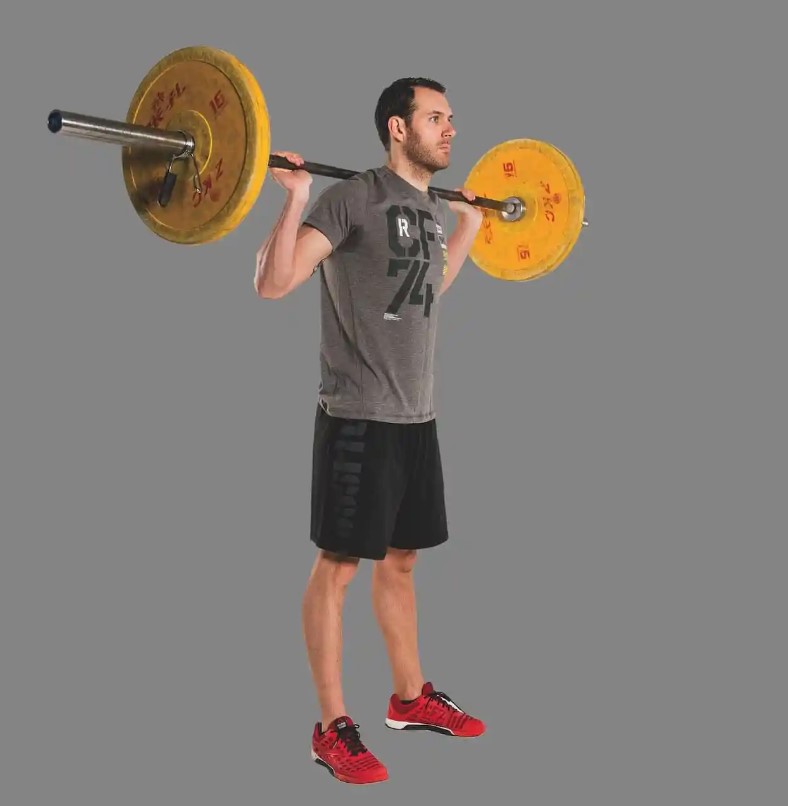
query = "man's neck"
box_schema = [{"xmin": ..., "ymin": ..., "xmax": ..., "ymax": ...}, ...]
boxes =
[{"xmin": 385, "ymin": 153, "xmax": 433, "ymax": 192}]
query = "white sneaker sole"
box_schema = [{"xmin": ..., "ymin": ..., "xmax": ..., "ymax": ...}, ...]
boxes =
[{"xmin": 385, "ymin": 717, "xmax": 456, "ymax": 735}]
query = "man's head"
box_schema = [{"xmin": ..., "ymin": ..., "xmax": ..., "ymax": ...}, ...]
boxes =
[{"xmin": 374, "ymin": 77, "xmax": 456, "ymax": 174}]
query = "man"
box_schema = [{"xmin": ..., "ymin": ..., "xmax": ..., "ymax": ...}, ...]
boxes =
[{"xmin": 254, "ymin": 77, "xmax": 485, "ymax": 785}]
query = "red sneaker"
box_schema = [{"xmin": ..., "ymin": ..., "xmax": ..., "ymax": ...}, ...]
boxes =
[
  {"xmin": 385, "ymin": 682, "xmax": 486, "ymax": 738},
  {"xmin": 311, "ymin": 716, "xmax": 389, "ymax": 785}
]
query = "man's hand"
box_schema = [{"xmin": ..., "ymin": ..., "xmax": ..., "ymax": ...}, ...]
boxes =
[
  {"xmin": 447, "ymin": 187, "xmax": 483, "ymax": 221},
  {"xmin": 269, "ymin": 150, "xmax": 313, "ymax": 198}
]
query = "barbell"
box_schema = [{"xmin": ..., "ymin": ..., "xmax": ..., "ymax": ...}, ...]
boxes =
[{"xmin": 47, "ymin": 45, "xmax": 588, "ymax": 282}]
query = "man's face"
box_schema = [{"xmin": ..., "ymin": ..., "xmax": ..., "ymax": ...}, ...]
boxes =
[{"xmin": 401, "ymin": 87, "xmax": 455, "ymax": 173}]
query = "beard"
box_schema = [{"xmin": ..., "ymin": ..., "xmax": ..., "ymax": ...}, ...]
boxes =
[{"xmin": 402, "ymin": 127, "xmax": 450, "ymax": 177}]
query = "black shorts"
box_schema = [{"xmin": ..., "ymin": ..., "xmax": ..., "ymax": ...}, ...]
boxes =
[{"xmin": 310, "ymin": 403, "xmax": 449, "ymax": 560}]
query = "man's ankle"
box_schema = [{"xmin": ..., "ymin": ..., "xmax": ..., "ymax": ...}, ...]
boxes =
[{"xmin": 395, "ymin": 682, "xmax": 425, "ymax": 702}]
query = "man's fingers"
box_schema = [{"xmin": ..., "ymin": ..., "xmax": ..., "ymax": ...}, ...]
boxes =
[{"xmin": 272, "ymin": 150, "xmax": 305, "ymax": 167}]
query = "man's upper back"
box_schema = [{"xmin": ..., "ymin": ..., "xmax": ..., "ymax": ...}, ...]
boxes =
[{"xmin": 303, "ymin": 166, "xmax": 450, "ymax": 424}]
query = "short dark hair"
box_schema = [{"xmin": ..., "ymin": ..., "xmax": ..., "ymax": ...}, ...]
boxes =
[{"xmin": 374, "ymin": 77, "xmax": 446, "ymax": 151}]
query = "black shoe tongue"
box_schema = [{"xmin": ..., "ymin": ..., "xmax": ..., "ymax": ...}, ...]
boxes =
[{"xmin": 332, "ymin": 716, "xmax": 353, "ymax": 731}]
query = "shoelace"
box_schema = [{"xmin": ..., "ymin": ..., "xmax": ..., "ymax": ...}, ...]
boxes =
[
  {"xmin": 333, "ymin": 722, "xmax": 367, "ymax": 756},
  {"xmin": 427, "ymin": 690, "xmax": 465, "ymax": 714}
]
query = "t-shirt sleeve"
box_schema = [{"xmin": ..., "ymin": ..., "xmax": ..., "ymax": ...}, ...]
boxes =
[{"xmin": 302, "ymin": 178, "xmax": 366, "ymax": 252}]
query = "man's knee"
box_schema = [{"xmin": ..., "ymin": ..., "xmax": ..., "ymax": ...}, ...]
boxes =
[
  {"xmin": 377, "ymin": 547, "xmax": 418, "ymax": 575},
  {"xmin": 311, "ymin": 549, "xmax": 361, "ymax": 588}
]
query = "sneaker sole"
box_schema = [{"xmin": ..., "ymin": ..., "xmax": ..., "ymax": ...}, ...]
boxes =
[
  {"xmin": 310, "ymin": 749, "xmax": 388, "ymax": 784},
  {"xmin": 385, "ymin": 718, "xmax": 459, "ymax": 736},
  {"xmin": 385, "ymin": 718, "xmax": 484, "ymax": 737}
]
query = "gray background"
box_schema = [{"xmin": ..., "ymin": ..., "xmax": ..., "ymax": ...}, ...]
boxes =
[{"xmin": 2, "ymin": 1, "xmax": 786, "ymax": 804}]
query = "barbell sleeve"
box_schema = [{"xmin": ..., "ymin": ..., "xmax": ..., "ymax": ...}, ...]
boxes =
[{"xmin": 47, "ymin": 110, "xmax": 193, "ymax": 155}]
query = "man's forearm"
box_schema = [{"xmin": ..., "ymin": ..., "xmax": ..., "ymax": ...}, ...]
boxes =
[
  {"xmin": 254, "ymin": 191, "xmax": 309, "ymax": 296},
  {"xmin": 440, "ymin": 211, "xmax": 483, "ymax": 295}
]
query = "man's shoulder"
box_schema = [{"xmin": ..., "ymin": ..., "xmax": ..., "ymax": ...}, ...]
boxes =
[{"xmin": 311, "ymin": 169, "xmax": 374, "ymax": 207}]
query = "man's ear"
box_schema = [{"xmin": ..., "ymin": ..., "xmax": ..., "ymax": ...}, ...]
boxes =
[{"xmin": 389, "ymin": 116, "xmax": 406, "ymax": 144}]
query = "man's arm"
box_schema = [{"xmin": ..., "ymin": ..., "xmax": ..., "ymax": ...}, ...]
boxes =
[
  {"xmin": 440, "ymin": 190, "xmax": 484, "ymax": 296},
  {"xmin": 254, "ymin": 191, "xmax": 332, "ymax": 299},
  {"xmin": 254, "ymin": 150, "xmax": 362, "ymax": 299}
]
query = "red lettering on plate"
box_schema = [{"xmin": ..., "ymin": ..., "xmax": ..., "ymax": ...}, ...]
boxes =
[
  {"xmin": 193, "ymin": 157, "xmax": 225, "ymax": 206},
  {"xmin": 145, "ymin": 83, "xmax": 187, "ymax": 127},
  {"xmin": 539, "ymin": 181, "xmax": 560, "ymax": 223},
  {"xmin": 209, "ymin": 90, "xmax": 227, "ymax": 117}
]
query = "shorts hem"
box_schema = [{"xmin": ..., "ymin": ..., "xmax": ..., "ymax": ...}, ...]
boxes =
[
  {"xmin": 390, "ymin": 534, "xmax": 449, "ymax": 552},
  {"xmin": 311, "ymin": 534, "xmax": 448, "ymax": 560},
  {"xmin": 310, "ymin": 537, "xmax": 387, "ymax": 561}
]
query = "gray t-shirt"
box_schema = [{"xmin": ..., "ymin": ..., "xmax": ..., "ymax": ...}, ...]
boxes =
[{"xmin": 303, "ymin": 165, "xmax": 451, "ymax": 424}]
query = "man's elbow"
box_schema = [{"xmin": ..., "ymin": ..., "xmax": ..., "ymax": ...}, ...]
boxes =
[
  {"xmin": 254, "ymin": 276, "xmax": 289, "ymax": 300},
  {"xmin": 255, "ymin": 281, "xmax": 284, "ymax": 300},
  {"xmin": 261, "ymin": 288, "xmax": 288, "ymax": 300}
]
